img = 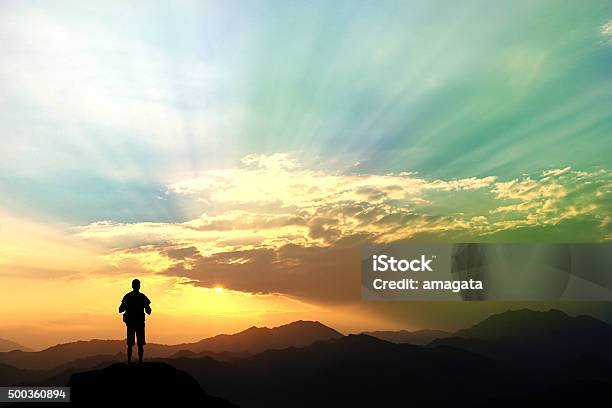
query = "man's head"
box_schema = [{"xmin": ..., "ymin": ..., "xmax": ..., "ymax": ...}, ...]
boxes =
[{"xmin": 132, "ymin": 279, "xmax": 141, "ymax": 291}]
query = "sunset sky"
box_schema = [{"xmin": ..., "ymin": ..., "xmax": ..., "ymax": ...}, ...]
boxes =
[{"xmin": 1, "ymin": 0, "xmax": 611, "ymax": 350}]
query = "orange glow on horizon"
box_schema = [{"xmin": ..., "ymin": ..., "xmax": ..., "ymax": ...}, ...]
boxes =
[{"xmin": 0, "ymin": 211, "xmax": 395, "ymax": 351}]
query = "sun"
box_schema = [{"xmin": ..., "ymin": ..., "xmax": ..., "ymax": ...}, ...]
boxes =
[{"xmin": 214, "ymin": 286, "xmax": 224, "ymax": 293}]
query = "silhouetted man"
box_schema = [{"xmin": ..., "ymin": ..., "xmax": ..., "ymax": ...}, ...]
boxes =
[{"xmin": 118, "ymin": 279, "xmax": 152, "ymax": 363}]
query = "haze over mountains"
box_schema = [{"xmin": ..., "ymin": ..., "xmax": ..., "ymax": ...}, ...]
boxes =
[
  {"xmin": 2, "ymin": 309, "xmax": 612, "ymax": 406},
  {"xmin": 432, "ymin": 308, "xmax": 612, "ymax": 366},
  {"xmin": 0, "ymin": 320, "xmax": 342, "ymax": 370},
  {"xmin": 0, "ymin": 338, "xmax": 31, "ymax": 352},
  {"xmin": 363, "ymin": 329, "xmax": 451, "ymax": 345}
]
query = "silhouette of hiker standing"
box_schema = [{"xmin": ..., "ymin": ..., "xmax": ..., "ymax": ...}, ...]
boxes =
[{"xmin": 118, "ymin": 279, "xmax": 152, "ymax": 363}]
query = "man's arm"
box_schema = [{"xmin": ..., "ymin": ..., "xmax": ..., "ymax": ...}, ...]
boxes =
[
  {"xmin": 144, "ymin": 295, "xmax": 152, "ymax": 315},
  {"xmin": 118, "ymin": 295, "xmax": 127, "ymax": 313}
]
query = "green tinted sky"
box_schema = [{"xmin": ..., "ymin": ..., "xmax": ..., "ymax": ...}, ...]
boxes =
[{"xmin": 1, "ymin": 0, "xmax": 611, "ymax": 224}]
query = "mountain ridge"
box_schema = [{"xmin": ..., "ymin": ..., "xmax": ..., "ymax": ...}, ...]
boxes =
[
  {"xmin": 0, "ymin": 338, "xmax": 31, "ymax": 352},
  {"xmin": 0, "ymin": 320, "xmax": 342, "ymax": 370},
  {"xmin": 430, "ymin": 309, "xmax": 612, "ymax": 365},
  {"xmin": 3, "ymin": 310, "xmax": 612, "ymax": 406},
  {"xmin": 363, "ymin": 328, "xmax": 451, "ymax": 344}
]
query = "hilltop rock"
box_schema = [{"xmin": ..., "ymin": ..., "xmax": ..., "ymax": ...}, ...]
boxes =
[{"xmin": 68, "ymin": 362, "xmax": 236, "ymax": 406}]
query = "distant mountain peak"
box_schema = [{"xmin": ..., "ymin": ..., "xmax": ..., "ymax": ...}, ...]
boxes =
[
  {"xmin": 455, "ymin": 308, "xmax": 608, "ymax": 341},
  {"xmin": 342, "ymin": 333, "xmax": 390, "ymax": 344},
  {"xmin": 363, "ymin": 329, "xmax": 451, "ymax": 345},
  {"xmin": 0, "ymin": 338, "xmax": 32, "ymax": 352},
  {"xmin": 499, "ymin": 308, "xmax": 568, "ymax": 317},
  {"xmin": 238, "ymin": 320, "xmax": 341, "ymax": 335},
  {"xmin": 281, "ymin": 320, "xmax": 340, "ymax": 331},
  {"xmin": 243, "ymin": 320, "xmax": 336, "ymax": 331},
  {"xmin": 187, "ymin": 320, "xmax": 343, "ymax": 354},
  {"xmin": 477, "ymin": 308, "xmax": 571, "ymax": 325}
]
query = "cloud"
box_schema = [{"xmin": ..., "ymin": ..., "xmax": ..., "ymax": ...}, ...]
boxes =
[
  {"xmin": 489, "ymin": 167, "xmax": 610, "ymax": 230},
  {"xmin": 167, "ymin": 153, "xmax": 497, "ymax": 210},
  {"xmin": 602, "ymin": 20, "xmax": 612, "ymax": 42},
  {"xmin": 74, "ymin": 154, "xmax": 611, "ymax": 301}
]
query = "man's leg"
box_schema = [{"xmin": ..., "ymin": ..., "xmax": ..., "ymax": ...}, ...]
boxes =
[
  {"xmin": 136, "ymin": 325, "xmax": 145, "ymax": 363},
  {"xmin": 126, "ymin": 326, "xmax": 135, "ymax": 363},
  {"xmin": 127, "ymin": 345, "xmax": 133, "ymax": 363}
]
